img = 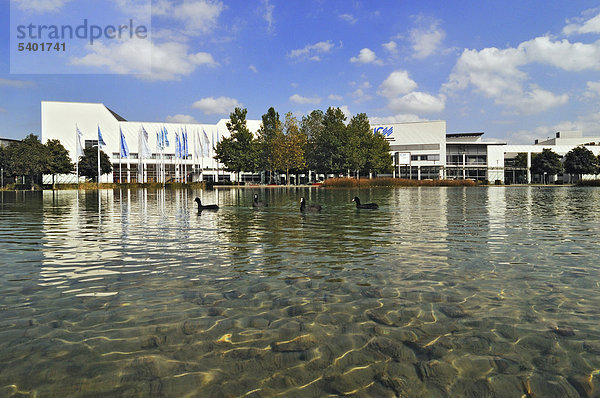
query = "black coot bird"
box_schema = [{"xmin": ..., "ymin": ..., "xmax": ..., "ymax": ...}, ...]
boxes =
[
  {"xmin": 300, "ymin": 197, "xmax": 321, "ymax": 212},
  {"xmin": 252, "ymin": 194, "xmax": 268, "ymax": 208},
  {"xmin": 194, "ymin": 197, "xmax": 219, "ymax": 211},
  {"xmin": 352, "ymin": 196, "xmax": 379, "ymax": 209}
]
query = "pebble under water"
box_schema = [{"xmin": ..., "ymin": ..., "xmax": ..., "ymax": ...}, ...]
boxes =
[{"xmin": 1, "ymin": 186, "xmax": 599, "ymax": 397}]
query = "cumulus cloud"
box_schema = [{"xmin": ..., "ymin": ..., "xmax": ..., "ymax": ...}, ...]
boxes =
[
  {"xmin": 350, "ymin": 48, "xmax": 383, "ymax": 65},
  {"xmin": 192, "ymin": 96, "xmax": 242, "ymax": 115},
  {"xmin": 70, "ymin": 40, "xmax": 217, "ymax": 81},
  {"xmin": 370, "ymin": 114, "xmax": 428, "ymax": 124},
  {"xmin": 154, "ymin": 0, "xmax": 225, "ymax": 36},
  {"xmin": 328, "ymin": 94, "xmax": 343, "ymax": 101},
  {"xmin": 12, "ymin": 0, "xmax": 70, "ymax": 13},
  {"xmin": 377, "ymin": 70, "xmax": 418, "ymax": 98},
  {"xmin": 443, "ymin": 34, "xmax": 600, "ymax": 113},
  {"xmin": 377, "ymin": 70, "xmax": 444, "ymax": 114},
  {"xmin": 388, "ymin": 92, "xmax": 446, "ymax": 114},
  {"xmin": 563, "ymin": 11, "xmax": 600, "ymax": 35},
  {"xmin": 0, "ymin": 78, "xmax": 34, "ymax": 88},
  {"xmin": 584, "ymin": 81, "xmax": 600, "ymax": 98},
  {"xmin": 339, "ymin": 14, "xmax": 357, "ymax": 24},
  {"xmin": 166, "ymin": 114, "xmax": 198, "ymax": 123},
  {"xmin": 289, "ymin": 94, "xmax": 321, "ymax": 105},
  {"xmin": 288, "ymin": 41, "xmax": 334, "ymax": 61},
  {"xmin": 249, "ymin": 65, "xmax": 258, "ymax": 73},
  {"xmin": 410, "ymin": 19, "xmax": 445, "ymax": 59},
  {"xmin": 382, "ymin": 41, "xmax": 398, "ymax": 54},
  {"xmin": 339, "ymin": 105, "xmax": 352, "ymax": 121},
  {"xmin": 496, "ymin": 86, "xmax": 568, "ymax": 115}
]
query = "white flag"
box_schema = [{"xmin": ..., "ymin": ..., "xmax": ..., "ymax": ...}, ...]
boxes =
[
  {"xmin": 76, "ymin": 125, "xmax": 84, "ymax": 157},
  {"xmin": 194, "ymin": 130, "xmax": 201, "ymax": 159},
  {"xmin": 140, "ymin": 126, "xmax": 152, "ymax": 159}
]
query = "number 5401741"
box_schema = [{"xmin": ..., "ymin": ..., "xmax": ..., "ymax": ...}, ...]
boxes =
[{"xmin": 18, "ymin": 42, "xmax": 66, "ymax": 51}]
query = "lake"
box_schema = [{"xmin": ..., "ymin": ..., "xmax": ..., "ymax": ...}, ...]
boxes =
[{"xmin": 1, "ymin": 187, "xmax": 599, "ymax": 397}]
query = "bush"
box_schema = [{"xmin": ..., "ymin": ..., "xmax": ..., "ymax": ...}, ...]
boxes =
[
  {"xmin": 321, "ymin": 177, "xmax": 477, "ymax": 188},
  {"xmin": 576, "ymin": 179, "xmax": 600, "ymax": 187}
]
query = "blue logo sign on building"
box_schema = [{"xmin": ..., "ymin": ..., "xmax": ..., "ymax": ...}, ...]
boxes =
[{"xmin": 374, "ymin": 126, "xmax": 393, "ymax": 137}]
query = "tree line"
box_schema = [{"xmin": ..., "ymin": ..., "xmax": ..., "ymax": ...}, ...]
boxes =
[
  {"xmin": 515, "ymin": 146, "xmax": 600, "ymax": 183},
  {"xmin": 214, "ymin": 106, "xmax": 393, "ymax": 183},
  {"xmin": 0, "ymin": 134, "xmax": 112, "ymax": 187}
]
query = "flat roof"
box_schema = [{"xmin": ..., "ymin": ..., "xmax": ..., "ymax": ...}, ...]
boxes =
[{"xmin": 446, "ymin": 132, "xmax": 484, "ymax": 138}]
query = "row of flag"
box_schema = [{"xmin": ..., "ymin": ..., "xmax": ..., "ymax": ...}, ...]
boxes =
[{"xmin": 77, "ymin": 125, "xmax": 216, "ymax": 159}]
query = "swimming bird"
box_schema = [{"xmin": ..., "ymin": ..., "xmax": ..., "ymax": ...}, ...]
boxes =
[
  {"xmin": 252, "ymin": 194, "xmax": 268, "ymax": 208},
  {"xmin": 300, "ymin": 197, "xmax": 321, "ymax": 212},
  {"xmin": 352, "ymin": 196, "xmax": 379, "ymax": 209},
  {"xmin": 194, "ymin": 197, "xmax": 219, "ymax": 211}
]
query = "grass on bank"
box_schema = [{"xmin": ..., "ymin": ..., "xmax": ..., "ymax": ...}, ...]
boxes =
[{"xmin": 321, "ymin": 177, "xmax": 477, "ymax": 187}]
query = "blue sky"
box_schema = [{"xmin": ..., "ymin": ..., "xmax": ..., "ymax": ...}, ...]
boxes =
[{"xmin": 1, "ymin": 0, "xmax": 600, "ymax": 143}]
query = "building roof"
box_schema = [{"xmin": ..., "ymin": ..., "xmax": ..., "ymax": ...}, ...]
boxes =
[{"xmin": 446, "ymin": 132, "xmax": 484, "ymax": 138}]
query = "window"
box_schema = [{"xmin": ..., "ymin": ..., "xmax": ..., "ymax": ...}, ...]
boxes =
[{"xmin": 85, "ymin": 139, "xmax": 98, "ymax": 149}]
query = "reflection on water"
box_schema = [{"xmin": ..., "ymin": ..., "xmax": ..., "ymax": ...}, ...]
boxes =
[{"xmin": 1, "ymin": 187, "xmax": 600, "ymax": 397}]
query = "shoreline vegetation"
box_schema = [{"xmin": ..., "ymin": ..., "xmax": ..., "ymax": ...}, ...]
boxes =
[{"xmin": 2, "ymin": 178, "xmax": 600, "ymax": 191}]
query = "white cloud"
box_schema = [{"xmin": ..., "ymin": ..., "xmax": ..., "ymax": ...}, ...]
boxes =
[
  {"xmin": 166, "ymin": 114, "xmax": 198, "ymax": 123},
  {"xmin": 520, "ymin": 36, "xmax": 600, "ymax": 71},
  {"xmin": 12, "ymin": 0, "xmax": 70, "ymax": 13},
  {"xmin": 443, "ymin": 47, "xmax": 526, "ymax": 97},
  {"xmin": 154, "ymin": 0, "xmax": 225, "ymax": 36},
  {"xmin": 249, "ymin": 65, "xmax": 258, "ymax": 73},
  {"xmin": 339, "ymin": 14, "xmax": 357, "ymax": 24},
  {"xmin": 496, "ymin": 86, "xmax": 568, "ymax": 115},
  {"xmin": 263, "ymin": 0, "xmax": 275, "ymax": 31},
  {"xmin": 70, "ymin": 40, "xmax": 217, "ymax": 81},
  {"xmin": 351, "ymin": 89, "xmax": 373, "ymax": 103},
  {"xmin": 563, "ymin": 12, "xmax": 600, "ymax": 35},
  {"xmin": 289, "ymin": 94, "xmax": 321, "ymax": 105},
  {"xmin": 0, "ymin": 78, "xmax": 34, "ymax": 88},
  {"xmin": 192, "ymin": 97, "xmax": 242, "ymax": 115},
  {"xmin": 442, "ymin": 33, "xmax": 600, "ymax": 113},
  {"xmin": 382, "ymin": 41, "xmax": 398, "ymax": 54},
  {"xmin": 339, "ymin": 105, "xmax": 352, "ymax": 120},
  {"xmin": 289, "ymin": 41, "xmax": 335, "ymax": 60},
  {"xmin": 410, "ymin": 19, "xmax": 445, "ymax": 59},
  {"xmin": 377, "ymin": 70, "xmax": 418, "ymax": 98},
  {"xmin": 328, "ymin": 94, "xmax": 343, "ymax": 101},
  {"xmin": 388, "ymin": 92, "xmax": 446, "ymax": 114},
  {"xmin": 350, "ymin": 48, "xmax": 383, "ymax": 65},
  {"xmin": 370, "ymin": 114, "xmax": 428, "ymax": 124},
  {"xmin": 584, "ymin": 81, "xmax": 600, "ymax": 98}
]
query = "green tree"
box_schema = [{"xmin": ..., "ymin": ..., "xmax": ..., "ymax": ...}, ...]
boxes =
[
  {"xmin": 365, "ymin": 127, "xmax": 393, "ymax": 174},
  {"xmin": 4, "ymin": 134, "xmax": 48, "ymax": 186},
  {"xmin": 531, "ymin": 148, "xmax": 563, "ymax": 184},
  {"xmin": 78, "ymin": 146, "xmax": 112, "ymax": 182},
  {"xmin": 273, "ymin": 112, "xmax": 306, "ymax": 184},
  {"xmin": 563, "ymin": 146, "xmax": 598, "ymax": 182},
  {"xmin": 215, "ymin": 107, "xmax": 259, "ymax": 181},
  {"xmin": 304, "ymin": 107, "xmax": 347, "ymax": 175},
  {"xmin": 256, "ymin": 107, "xmax": 282, "ymax": 183},
  {"xmin": 514, "ymin": 153, "xmax": 528, "ymax": 168},
  {"xmin": 45, "ymin": 139, "xmax": 74, "ymax": 186},
  {"xmin": 344, "ymin": 113, "xmax": 369, "ymax": 175},
  {"xmin": 302, "ymin": 110, "xmax": 325, "ymax": 173}
]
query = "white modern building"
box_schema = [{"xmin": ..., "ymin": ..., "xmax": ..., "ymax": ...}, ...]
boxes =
[
  {"xmin": 42, "ymin": 101, "xmax": 600, "ymax": 184},
  {"xmin": 41, "ymin": 101, "xmax": 261, "ymax": 184},
  {"xmin": 372, "ymin": 122, "xmax": 600, "ymax": 183}
]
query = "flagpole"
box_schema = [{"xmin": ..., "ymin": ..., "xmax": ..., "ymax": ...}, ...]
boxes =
[{"xmin": 97, "ymin": 138, "xmax": 100, "ymax": 187}]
